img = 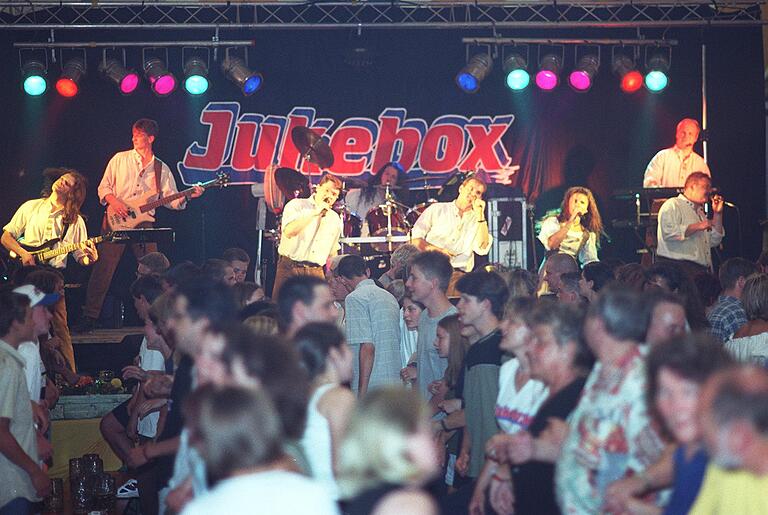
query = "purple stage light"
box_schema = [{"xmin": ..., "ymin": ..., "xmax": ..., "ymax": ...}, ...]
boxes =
[
  {"xmin": 535, "ymin": 70, "xmax": 558, "ymax": 91},
  {"xmin": 568, "ymin": 70, "xmax": 592, "ymax": 91}
]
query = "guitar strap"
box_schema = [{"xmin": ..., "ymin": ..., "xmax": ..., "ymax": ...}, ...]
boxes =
[{"xmin": 154, "ymin": 158, "xmax": 164, "ymax": 199}]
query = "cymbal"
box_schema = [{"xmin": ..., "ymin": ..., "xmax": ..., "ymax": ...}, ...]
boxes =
[
  {"xmin": 275, "ymin": 167, "xmax": 311, "ymax": 199},
  {"xmin": 291, "ymin": 126, "xmax": 335, "ymax": 169},
  {"xmin": 334, "ymin": 176, "xmax": 368, "ymax": 188},
  {"xmin": 408, "ymin": 185, "xmax": 441, "ymax": 191},
  {"xmin": 399, "ymin": 175, "xmax": 443, "ymax": 185}
]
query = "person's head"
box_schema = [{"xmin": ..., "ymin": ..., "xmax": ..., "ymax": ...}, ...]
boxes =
[
  {"xmin": 132, "ymin": 118, "xmax": 159, "ymax": 152},
  {"xmin": 232, "ymin": 282, "xmax": 265, "ymax": 310},
  {"xmin": 527, "ymin": 302, "xmax": 593, "ymax": 384},
  {"xmin": 221, "ymin": 326, "xmax": 309, "ymax": 439},
  {"xmin": 456, "ymin": 271, "xmax": 510, "ymax": 327},
  {"xmin": 202, "ymin": 258, "xmax": 236, "ymax": 286},
  {"xmin": 386, "ymin": 280, "xmax": 406, "ymax": 303},
  {"xmin": 499, "ymin": 296, "xmax": 537, "ymax": 357},
  {"xmin": 337, "ymin": 387, "xmax": 438, "ymax": 498},
  {"xmin": 12, "ymin": 284, "xmax": 59, "ymax": 339},
  {"xmin": 401, "ymin": 295, "xmax": 425, "ymax": 331},
  {"xmin": 222, "ymin": 248, "xmax": 250, "ymax": 283},
  {"xmin": 757, "ymin": 251, "xmax": 768, "ymax": 274},
  {"xmin": 683, "ymin": 172, "xmax": 712, "ymax": 205},
  {"xmin": 505, "ymin": 268, "xmax": 538, "ymax": 298},
  {"xmin": 170, "ymin": 279, "xmax": 238, "ymax": 356},
  {"xmin": 741, "ymin": 273, "xmax": 768, "ymax": 321},
  {"xmin": 645, "ymin": 291, "xmax": 688, "ymax": 347},
  {"xmin": 647, "ymin": 333, "xmax": 732, "ymax": 445},
  {"xmin": 370, "ymin": 162, "xmax": 403, "ymax": 188},
  {"xmin": 130, "ymin": 275, "xmax": 164, "ymax": 322},
  {"xmin": 456, "ymin": 176, "xmax": 486, "ymax": 206},
  {"xmin": 336, "ymin": 255, "xmax": 370, "ymax": 288},
  {"xmin": 646, "ymin": 261, "xmax": 709, "ymax": 330},
  {"xmin": 137, "ymin": 251, "xmax": 170, "ymax": 279},
  {"xmin": 406, "ymin": 251, "xmax": 453, "ymax": 301},
  {"xmin": 161, "ymin": 261, "xmax": 200, "ymax": 291},
  {"xmin": 584, "ymin": 285, "xmax": 648, "ymax": 357},
  {"xmin": 579, "ymin": 261, "xmax": 613, "ymax": 298},
  {"xmin": 614, "ymin": 263, "xmax": 647, "ymax": 291},
  {"xmin": 148, "ymin": 292, "xmax": 177, "ymax": 345},
  {"xmin": 294, "ymin": 322, "xmax": 352, "ymax": 384},
  {"xmin": 544, "ymin": 253, "xmax": 579, "ymax": 294},
  {"xmin": 277, "ymin": 275, "xmax": 338, "ymax": 333},
  {"xmin": 559, "ymin": 187, "xmax": 603, "ymax": 235},
  {"xmin": 0, "ymin": 290, "xmax": 34, "ymax": 344},
  {"xmin": 694, "ymin": 272, "xmax": 722, "ymax": 311},
  {"xmin": 186, "ymin": 384, "xmax": 282, "ymax": 483},
  {"xmin": 557, "ymin": 272, "xmax": 583, "ymax": 305},
  {"xmin": 389, "ymin": 244, "xmax": 420, "ymax": 278},
  {"xmin": 719, "ymin": 258, "xmax": 757, "ymax": 297},
  {"xmin": 242, "ymin": 315, "xmax": 279, "ymax": 337},
  {"xmin": 25, "ymin": 268, "xmax": 65, "ymax": 296},
  {"xmin": 315, "ymin": 174, "xmax": 343, "ymax": 206},
  {"xmin": 699, "ymin": 366, "xmax": 768, "ymax": 471},
  {"xmin": 675, "ymin": 118, "xmax": 700, "ymax": 150},
  {"xmin": 434, "ymin": 314, "xmax": 470, "ymax": 389},
  {"xmin": 41, "ymin": 168, "xmax": 88, "ymax": 224}
]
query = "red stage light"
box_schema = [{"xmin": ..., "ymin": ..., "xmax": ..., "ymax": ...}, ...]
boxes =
[
  {"xmin": 55, "ymin": 77, "xmax": 79, "ymax": 97},
  {"xmin": 621, "ymin": 70, "xmax": 643, "ymax": 93}
]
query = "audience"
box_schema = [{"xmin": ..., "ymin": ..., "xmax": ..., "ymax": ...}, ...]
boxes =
[
  {"xmin": 232, "ymin": 281, "xmax": 265, "ymax": 311},
  {"xmin": 645, "ymin": 290, "xmax": 689, "ymax": 346},
  {"xmin": 222, "ymin": 247, "xmax": 251, "ymax": 283},
  {"xmin": 541, "ymin": 253, "xmax": 579, "ymax": 295},
  {"xmin": 708, "ymin": 257, "xmax": 756, "ymax": 341},
  {"xmin": 137, "ymin": 251, "xmax": 171, "ymax": 279},
  {"xmin": 725, "ymin": 272, "xmax": 768, "ymax": 364},
  {"xmin": 201, "ymin": 258, "xmax": 236, "ymax": 286},
  {"xmin": 556, "ymin": 271, "xmax": 583, "ymax": 305},
  {"xmin": 579, "ymin": 260, "xmax": 613, "ymax": 303},
  {"xmin": 645, "ymin": 261, "xmax": 709, "ymax": 330},
  {"xmin": 277, "ymin": 275, "xmax": 339, "ymax": 338},
  {"xmin": 398, "ymin": 293, "xmax": 424, "ymax": 369}
]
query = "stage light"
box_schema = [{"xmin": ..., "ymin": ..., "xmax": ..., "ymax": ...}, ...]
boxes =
[
  {"xmin": 183, "ymin": 57, "xmax": 209, "ymax": 95},
  {"xmin": 456, "ymin": 53, "xmax": 493, "ymax": 94},
  {"xmin": 21, "ymin": 60, "xmax": 47, "ymax": 96},
  {"xmin": 503, "ymin": 54, "xmax": 529, "ymax": 91},
  {"xmin": 55, "ymin": 58, "xmax": 85, "ymax": 98},
  {"xmin": 222, "ymin": 56, "xmax": 262, "ymax": 96},
  {"xmin": 612, "ymin": 54, "xmax": 643, "ymax": 94},
  {"xmin": 144, "ymin": 57, "xmax": 177, "ymax": 97},
  {"xmin": 535, "ymin": 54, "xmax": 561, "ymax": 91},
  {"xmin": 568, "ymin": 54, "xmax": 599, "ymax": 92},
  {"xmin": 99, "ymin": 58, "xmax": 139, "ymax": 95},
  {"xmin": 645, "ymin": 52, "xmax": 670, "ymax": 93}
]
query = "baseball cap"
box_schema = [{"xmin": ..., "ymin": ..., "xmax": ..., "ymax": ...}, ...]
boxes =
[{"xmin": 13, "ymin": 284, "xmax": 60, "ymax": 307}]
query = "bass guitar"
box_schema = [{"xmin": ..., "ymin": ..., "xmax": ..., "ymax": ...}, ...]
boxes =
[{"xmin": 106, "ymin": 172, "xmax": 229, "ymax": 231}]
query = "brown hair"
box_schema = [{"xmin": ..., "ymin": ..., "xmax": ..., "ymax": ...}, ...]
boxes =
[
  {"xmin": 41, "ymin": 168, "xmax": 88, "ymax": 225},
  {"xmin": 558, "ymin": 186, "xmax": 603, "ymax": 237},
  {"xmin": 438, "ymin": 314, "xmax": 470, "ymax": 389},
  {"xmin": 318, "ymin": 173, "xmax": 343, "ymax": 190}
]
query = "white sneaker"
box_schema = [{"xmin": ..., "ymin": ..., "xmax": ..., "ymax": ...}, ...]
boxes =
[{"xmin": 116, "ymin": 478, "xmax": 139, "ymax": 499}]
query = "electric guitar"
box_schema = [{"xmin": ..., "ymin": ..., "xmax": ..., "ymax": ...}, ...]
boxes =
[
  {"xmin": 9, "ymin": 232, "xmax": 120, "ymax": 265},
  {"xmin": 106, "ymin": 172, "xmax": 230, "ymax": 231}
]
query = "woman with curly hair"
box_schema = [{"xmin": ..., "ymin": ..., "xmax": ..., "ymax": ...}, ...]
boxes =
[{"xmin": 537, "ymin": 186, "xmax": 603, "ymax": 267}]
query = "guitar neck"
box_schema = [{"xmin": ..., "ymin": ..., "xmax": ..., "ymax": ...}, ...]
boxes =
[
  {"xmin": 140, "ymin": 188, "xmax": 194, "ymax": 214},
  {"xmin": 38, "ymin": 236, "xmax": 103, "ymax": 261}
]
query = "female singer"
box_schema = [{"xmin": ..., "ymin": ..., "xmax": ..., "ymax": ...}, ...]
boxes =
[{"xmin": 537, "ymin": 186, "xmax": 603, "ymax": 266}]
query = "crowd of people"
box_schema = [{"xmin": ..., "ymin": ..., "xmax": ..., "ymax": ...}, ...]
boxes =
[{"xmin": 2, "ymin": 241, "xmax": 768, "ymax": 515}]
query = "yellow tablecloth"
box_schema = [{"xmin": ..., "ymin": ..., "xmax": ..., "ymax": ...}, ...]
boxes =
[{"xmin": 49, "ymin": 418, "xmax": 122, "ymax": 478}]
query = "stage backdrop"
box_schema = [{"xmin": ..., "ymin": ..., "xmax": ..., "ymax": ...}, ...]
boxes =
[{"xmin": 0, "ymin": 27, "xmax": 764, "ymax": 271}]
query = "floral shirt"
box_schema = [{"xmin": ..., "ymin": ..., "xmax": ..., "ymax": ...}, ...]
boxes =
[{"xmin": 556, "ymin": 345, "xmax": 665, "ymax": 514}]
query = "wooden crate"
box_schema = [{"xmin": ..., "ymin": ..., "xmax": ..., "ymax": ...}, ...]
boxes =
[{"xmin": 50, "ymin": 394, "xmax": 131, "ymax": 421}]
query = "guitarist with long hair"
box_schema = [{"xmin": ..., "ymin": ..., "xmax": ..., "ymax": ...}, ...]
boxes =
[
  {"xmin": 77, "ymin": 118, "xmax": 204, "ymax": 333},
  {"xmin": 2, "ymin": 168, "xmax": 99, "ymax": 372}
]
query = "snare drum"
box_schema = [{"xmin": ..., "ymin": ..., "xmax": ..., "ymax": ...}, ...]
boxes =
[
  {"xmin": 334, "ymin": 205, "xmax": 362, "ymax": 237},
  {"xmin": 366, "ymin": 205, "xmax": 409, "ymax": 252}
]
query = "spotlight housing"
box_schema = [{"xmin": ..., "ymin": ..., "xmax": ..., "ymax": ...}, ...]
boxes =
[
  {"xmin": 144, "ymin": 57, "xmax": 177, "ymax": 97},
  {"xmin": 55, "ymin": 58, "xmax": 85, "ymax": 98},
  {"xmin": 222, "ymin": 56, "xmax": 262, "ymax": 96},
  {"xmin": 535, "ymin": 54, "xmax": 562, "ymax": 91},
  {"xmin": 21, "ymin": 59, "xmax": 47, "ymax": 96},
  {"xmin": 99, "ymin": 58, "xmax": 140, "ymax": 95},
  {"xmin": 503, "ymin": 54, "xmax": 529, "ymax": 91},
  {"xmin": 456, "ymin": 53, "xmax": 493, "ymax": 94},
  {"xmin": 568, "ymin": 54, "xmax": 599, "ymax": 92},
  {"xmin": 612, "ymin": 54, "xmax": 643, "ymax": 94},
  {"xmin": 645, "ymin": 52, "xmax": 670, "ymax": 93},
  {"xmin": 183, "ymin": 57, "xmax": 209, "ymax": 96}
]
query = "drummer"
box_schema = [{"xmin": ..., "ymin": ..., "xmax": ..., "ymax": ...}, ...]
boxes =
[
  {"xmin": 345, "ymin": 162, "xmax": 404, "ymax": 236},
  {"xmin": 410, "ymin": 176, "xmax": 492, "ymax": 296}
]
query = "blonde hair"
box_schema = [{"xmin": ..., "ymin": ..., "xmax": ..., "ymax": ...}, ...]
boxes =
[
  {"xmin": 742, "ymin": 273, "xmax": 768, "ymax": 321},
  {"xmin": 337, "ymin": 387, "xmax": 430, "ymax": 498},
  {"xmin": 242, "ymin": 315, "xmax": 279, "ymax": 336}
]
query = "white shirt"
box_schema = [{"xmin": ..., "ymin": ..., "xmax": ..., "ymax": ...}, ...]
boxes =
[
  {"xmin": 399, "ymin": 308, "xmax": 418, "ymax": 368},
  {"xmin": 495, "ymin": 359, "xmax": 549, "ymax": 434},
  {"xmin": 18, "ymin": 341, "xmax": 44, "ymax": 403},
  {"xmin": 410, "ymin": 201, "xmax": 492, "ymax": 272},
  {"xmin": 300, "ymin": 383, "xmax": 338, "ymax": 500},
  {"xmin": 98, "ymin": 149, "xmax": 185, "ymax": 213},
  {"xmin": 137, "ymin": 337, "xmax": 166, "ymax": 438},
  {"xmin": 278, "ymin": 197, "xmax": 342, "ymax": 266},
  {"xmin": 657, "ymin": 194, "xmax": 724, "ymax": 268},
  {"xmin": 3, "ymin": 198, "xmax": 88, "ymax": 268},
  {"xmin": 537, "ymin": 216, "xmax": 598, "ymax": 265},
  {"xmin": 181, "ymin": 470, "xmax": 339, "ymax": 515},
  {"xmin": 643, "ymin": 147, "xmax": 711, "ymax": 188}
]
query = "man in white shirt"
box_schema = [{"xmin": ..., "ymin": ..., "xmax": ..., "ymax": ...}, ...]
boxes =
[
  {"xmin": 410, "ymin": 176, "xmax": 492, "ymax": 296},
  {"xmin": 272, "ymin": 174, "xmax": 343, "ymax": 300},
  {"xmin": 643, "ymin": 118, "xmax": 711, "ymax": 188},
  {"xmin": 656, "ymin": 172, "xmax": 724, "ymax": 277},
  {"xmin": 79, "ymin": 118, "xmax": 203, "ymax": 331}
]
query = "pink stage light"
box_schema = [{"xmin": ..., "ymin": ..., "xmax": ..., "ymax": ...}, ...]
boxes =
[
  {"xmin": 535, "ymin": 70, "xmax": 558, "ymax": 91},
  {"xmin": 151, "ymin": 74, "xmax": 176, "ymax": 96},
  {"xmin": 568, "ymin": 70, "xmax": 592, "ymax": 91},
  {"xmin": 120, "ymin": 73, "xmax": 140, "ymax": 94}
]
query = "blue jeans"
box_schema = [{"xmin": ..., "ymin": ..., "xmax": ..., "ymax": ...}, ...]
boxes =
[{"xmin": 0, "ymin": 498, "xmax": 32, "ymax": 515}]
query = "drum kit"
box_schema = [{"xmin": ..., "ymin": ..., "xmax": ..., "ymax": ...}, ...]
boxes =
[{"xmin": 268, "ymin": 126, "xmax": 466, "ymax": 259}]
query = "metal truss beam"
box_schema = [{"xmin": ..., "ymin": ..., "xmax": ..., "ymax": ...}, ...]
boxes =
[{"xmin": 0, "ymin": 1, "xmax": 764, "ymax": 30}]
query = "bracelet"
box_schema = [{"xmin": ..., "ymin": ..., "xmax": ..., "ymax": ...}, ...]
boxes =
[
  {"xmin": 440, "ymin": 419, "xmax": 449, "ymax": 431},
  {"xmin": 491, "ymin": 473, "xmax": 510, "ymax": 482}
]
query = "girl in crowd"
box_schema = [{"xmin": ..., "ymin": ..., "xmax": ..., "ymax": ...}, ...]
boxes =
[
  {"xmin": 726, "ymin": 272, "xmax": 768, "ymax": 363},
  {"xmin": 295, "ymin": 322, "xmax": 356, "ymax": 501},
  {"xmin": 482, "ymin": 302, "xmax": 593, "ymax": 515},
  {"xmin": 604, "ymin": 333, "xmax": 732, "ymax": 514},
  {"xmin": 182, "ymin": 385, "xmax": 338, "ymax": 515},
  {"xmin": 400, "ymin": 294, "xmax": 425, "ymax": 370},
  {"xmin": 578, "ymin": 261, "xmax": 614, "ymax": 303},
  {"xmin": 538, "ymin": 186, "xmax": 603, "ymax": 266},
  {"xmin": 337, "ymin": 387, "xmax": 439, "ymax": 515}
]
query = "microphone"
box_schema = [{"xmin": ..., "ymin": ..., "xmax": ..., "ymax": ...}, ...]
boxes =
[{"xmin": 724, "ymin": 201, "xmax": 736, "ymax": 208}]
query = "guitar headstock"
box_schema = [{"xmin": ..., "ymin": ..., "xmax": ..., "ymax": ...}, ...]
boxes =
[{"xmin": 214, "ymin": 172, "xmax": 231, "ymax": 188}]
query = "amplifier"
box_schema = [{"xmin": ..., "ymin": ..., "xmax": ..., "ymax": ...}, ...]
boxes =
[{"xmin": 487, "ymin": 198, "xmax": 527, "ymax": 270}]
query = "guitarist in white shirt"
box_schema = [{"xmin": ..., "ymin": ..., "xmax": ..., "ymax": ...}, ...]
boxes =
[
  {"xmin": 79, "ymin": 118, "xmax": 203, "ymax": 332},
  {"xmin": 2, "ymin": 168, "xmax": 99, "ymax": 372}
]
